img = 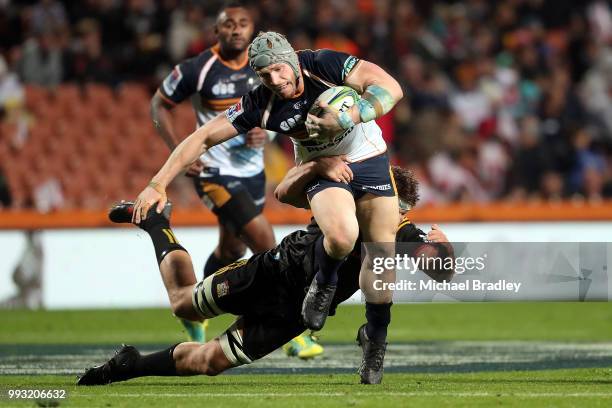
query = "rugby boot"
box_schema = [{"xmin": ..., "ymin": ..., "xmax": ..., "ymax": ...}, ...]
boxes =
[
  {"xmin": 283, "ymin": 332, "xmax": 324, "ymax": 359},
  {"xmin": 301, "ymin": 278, "xmax": 337, "ymax": 331},
  {"xmin": 108, "ymin": 200, "xmax": 172, "ymax": 225},
  {"xmin": 77, "ymin": 345, "xmax": 141, "ymax": 386},
  {"xmin": 356, "ymin": 324, "xmax": 387, "ymax": 384}
]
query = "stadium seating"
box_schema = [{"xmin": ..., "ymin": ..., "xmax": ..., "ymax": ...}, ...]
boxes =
[{"xmin": 2, "ymin": 84, "xmax": 200, "ymax": 210}]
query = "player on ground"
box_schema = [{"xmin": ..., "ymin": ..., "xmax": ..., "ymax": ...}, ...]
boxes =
[
  {"xmin": 133, "ymin": 32, "xmax": 405, "ymax": 352},
  {"xmin": 77, "ymin": 165, "xmax": 453, "ymax": 385},
  {"xmin": 150, "ymin": 3, "xmax": 277, "ymax": 344}
]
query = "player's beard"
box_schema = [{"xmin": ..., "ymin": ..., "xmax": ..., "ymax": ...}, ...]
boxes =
[{"xmin": 275, "ymin": 77, "xmax": 299, "ymax": 99}]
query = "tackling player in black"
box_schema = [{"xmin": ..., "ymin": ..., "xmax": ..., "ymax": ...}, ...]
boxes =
[{"xmin": 77, "ymin": 163, "xmax": 453, "ymax": 386}]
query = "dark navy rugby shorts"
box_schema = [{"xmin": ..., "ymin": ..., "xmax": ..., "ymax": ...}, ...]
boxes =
[
  {"xmin": 193, "ymin": 169, "xmax": 265, "ymax": 233},
  {"xmin": 305, "ymin": 153, "xmax": 397, "ymax": 201}
]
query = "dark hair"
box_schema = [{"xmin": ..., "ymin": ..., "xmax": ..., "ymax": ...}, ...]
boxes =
[
  {"xmin": 221, "ymin": 0, "xmax": 247, "ymax": 11},
  {"xmin": 392, "ymin": 165, "xmax": 420, "ymax": 207}
]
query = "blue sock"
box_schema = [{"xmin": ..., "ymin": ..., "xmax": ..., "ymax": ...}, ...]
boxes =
[
  {"xmin": 365, "ymin": 302, "xmax": 391, "ymax": 343},
  {"xmin": 314, "ymin": 236, "xmax": 345, "ymax": 285}
]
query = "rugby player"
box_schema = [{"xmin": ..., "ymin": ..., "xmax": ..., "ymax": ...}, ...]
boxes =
[
  {"xmin": 150, "ymin": 2, "xmax": 278, "ymax": 344},
  {"xmin": 77, "ymin": 165, "xmax": 453, "ymax": 386},
  {"xmin": 133, "ymin": 32, "xmax": 404, "ymax": 343}
]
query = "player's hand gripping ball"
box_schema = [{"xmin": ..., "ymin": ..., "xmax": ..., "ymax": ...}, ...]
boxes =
[{"xmin": 306, "ymin": 86, "xmax": 360, "ymax": 139}]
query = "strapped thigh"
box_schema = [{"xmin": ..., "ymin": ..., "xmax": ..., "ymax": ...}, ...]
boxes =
[
  {"xmin": 192, "ymin": 275, "xmax": 225, "ymax": 319},
  {"xmin": 218, "ymin": 317, "xmax": 253, "ymax": 367}
]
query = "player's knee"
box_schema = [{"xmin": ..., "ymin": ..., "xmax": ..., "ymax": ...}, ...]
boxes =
[{"xmin": 325, "ymin": 227, "xmax": 359, "ymax": 258}]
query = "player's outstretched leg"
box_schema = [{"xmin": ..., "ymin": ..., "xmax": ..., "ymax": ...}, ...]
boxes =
[
  {"xmin": 77, "ymin": 344, "xmax": 175, "ymax": 385},
  {"xmin": 356, "ymin": 323, "xmax": 387, "ymax": 384},
  {"xmin": 77, "ymin": 340, "xmax": 231, "ymax": 386},
  {"xmin": 109, "ymin": 201, "xmax": 206, "ymax": 341}
]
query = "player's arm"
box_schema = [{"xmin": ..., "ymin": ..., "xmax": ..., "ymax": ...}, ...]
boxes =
[
  {"xmin": 274, "ymin": 155, "xmax": 353, "ymax": 208},
  {"xmin": 341, "ymin": 60, "xmax": 403, "ymax": 126},
  {"xmin": 152, "ymin": 62, "xmax": 206, "ymax": 176},
  {"xmin": 132, "ymin": 114, "xmax": 239, "ymax": 222},
  {"xmin": 305, "ymin": 59, "xmax": 403, "ymax": 135},
  {"xmin": 150, "ymin": 90, "xmax": 180, "ymax": 151}
]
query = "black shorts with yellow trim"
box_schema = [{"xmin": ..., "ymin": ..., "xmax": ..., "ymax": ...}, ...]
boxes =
[
  {"xmin": 191, "ymin": 254, "xmax": 305, "ymax": 366},
  {"xmin": 193, "ymin": 170, "xmax": 266, "ymax": 233},
  {"xmin": 305, "ymin": 153, "xmax": 397, "ymax": 201}
]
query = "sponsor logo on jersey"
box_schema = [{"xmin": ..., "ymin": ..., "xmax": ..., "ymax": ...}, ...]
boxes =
[
  {"xmin": 299, "ymin": 131, "xmax": 348, "ymax": 152},
  {"xmin": 280, "ymin": 113, "xmax": 303, "ymax": 131},
  {"xmin": 342, "ymin": 56, "xmax": 359, "ymax": 80},
  {"xmin": 225, "ymin": 100, "xmax": 244, "ymax": 122},
  {"xmin": 163, "ymin": 66, "xmax": 183, "ymax": 95},
  {"xmin": 230, "ymin": 73, "xmax": 247, "ymax": 81},
  {"xmin": 306, "ymin": 183, "xmax": 320, "ymax": 193},
  {"xmin": 362, "ymin": 183, "xmax": 392, "ymax": 191},
  {"xmin": 212, "ymin": 81, "xmax": 236, "ymax": 96},
  {"xmin": 216, "ymin": 280, "xmax": 230, "ymax": 298}
]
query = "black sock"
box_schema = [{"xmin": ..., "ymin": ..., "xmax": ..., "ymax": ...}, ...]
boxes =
[
  {"xmin": 314, "ymin": 236, "xmax": 345, "ymax": 285},
  {"xmin": 203, "ymin": 252, "xmax": 230, "ymax": 278},
  {"xmin": 365, "ymin": 302, "xmax": 392, "ymax": 343},
  {"xmin": 133, "ymin": 344, "xmax": 179, "ymax": 377},
  {"xmin": 142, "ymin": 218, "xmax": 186, "ymax": 264}
]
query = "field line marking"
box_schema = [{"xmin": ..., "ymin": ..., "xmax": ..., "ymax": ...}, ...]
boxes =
[{"xmin": 74, "ymin": 392, "xmax": 612, "ymax": 398}]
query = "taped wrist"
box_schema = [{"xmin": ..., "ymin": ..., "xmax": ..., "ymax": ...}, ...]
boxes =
[
  {"xmin": 337, "ymin": 111, "xmax": 355, "ymax": 130},
  {"xmin": 358, "ymin": 85, "xmax": 396, "ymax": 123},
  {"xmin": 148, "ymin": 181, "xmax": 166, "ymax": 196}
]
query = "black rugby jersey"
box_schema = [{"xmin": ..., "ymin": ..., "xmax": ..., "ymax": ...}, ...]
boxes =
[
  {"xmin": 226, "ymin": 49, "xmax": 360, "ymax": 139},
  {"xmin": 256, "ymin": 217, "xmax": 427, "ymax": 308}
]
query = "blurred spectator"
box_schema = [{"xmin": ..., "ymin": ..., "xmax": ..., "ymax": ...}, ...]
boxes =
[
  {"xmin": 581, "ymin": 49, "xmax": 612, "ymax": 141},
  {"xmin": 508, "ymin": 116, "xmax": 552, "ymax": 199},
  {"xmin": 166, "ymin": 3, "xmax": 207, "ymax": 62},
  {"xmin": 0, "ymin": 54, "xmax": 24, "ymax": 115},
  {"xmin": 32, "ymin": 177, "xmax": 64, "ymax": 213},
  {"xmin": 0, "ymin": 54, "xmax": 29, "ymax": 149},
  {"xmin": 17, "ymin": 29, "xmax": 64, "ymax": 87},
  {"xmin": 30, "ymin": 0, "xmax": 68, "ymax": 35},
  {"xmin": 66, "ymin": 18, "xmax": 117, "ymax": 86}
]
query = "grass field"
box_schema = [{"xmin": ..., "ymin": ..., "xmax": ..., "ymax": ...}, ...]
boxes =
[{"xmin": 1, "ymin": 303, "xmax": 612, "ymax": 407}]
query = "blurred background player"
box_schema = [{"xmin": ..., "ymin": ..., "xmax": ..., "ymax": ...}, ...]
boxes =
[
  {"xmin": 79, "ymin": 164, "xmax": 452, "ymax": 386},
  {"xmin": 150, "ymin": 2, "xmax": 277, "ymax": 343}
]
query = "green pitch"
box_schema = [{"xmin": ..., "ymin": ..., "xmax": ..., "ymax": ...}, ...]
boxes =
[{"xmin": 1, "ymin": 303, "xmax": 612, "ymax": 407}]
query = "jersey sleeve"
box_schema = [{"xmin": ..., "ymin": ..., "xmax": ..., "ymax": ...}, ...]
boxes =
[
  {"xmin": 311, "ymin": 49, "xmax": 360, "ymax": 85},
  {"xmin": 224, "ymin": 87, "xmax": 265, "ymax": 133},
  {"xmin": 395, "ymin": 221, "xmax": 426, "ymax": 243},
  {"xmin": 159, "ymin": 59, "xmax": 199, "ymax": 104}
]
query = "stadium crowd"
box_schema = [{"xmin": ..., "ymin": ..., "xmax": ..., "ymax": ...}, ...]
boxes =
[{"xmin": 1, "ymin": 0, "xmax": 612, "ymax": 211}]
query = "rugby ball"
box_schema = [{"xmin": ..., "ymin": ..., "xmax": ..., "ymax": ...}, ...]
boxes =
[{"xmin": 308, "ymin": 86, "xmax": 360, "ymax": 138}]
